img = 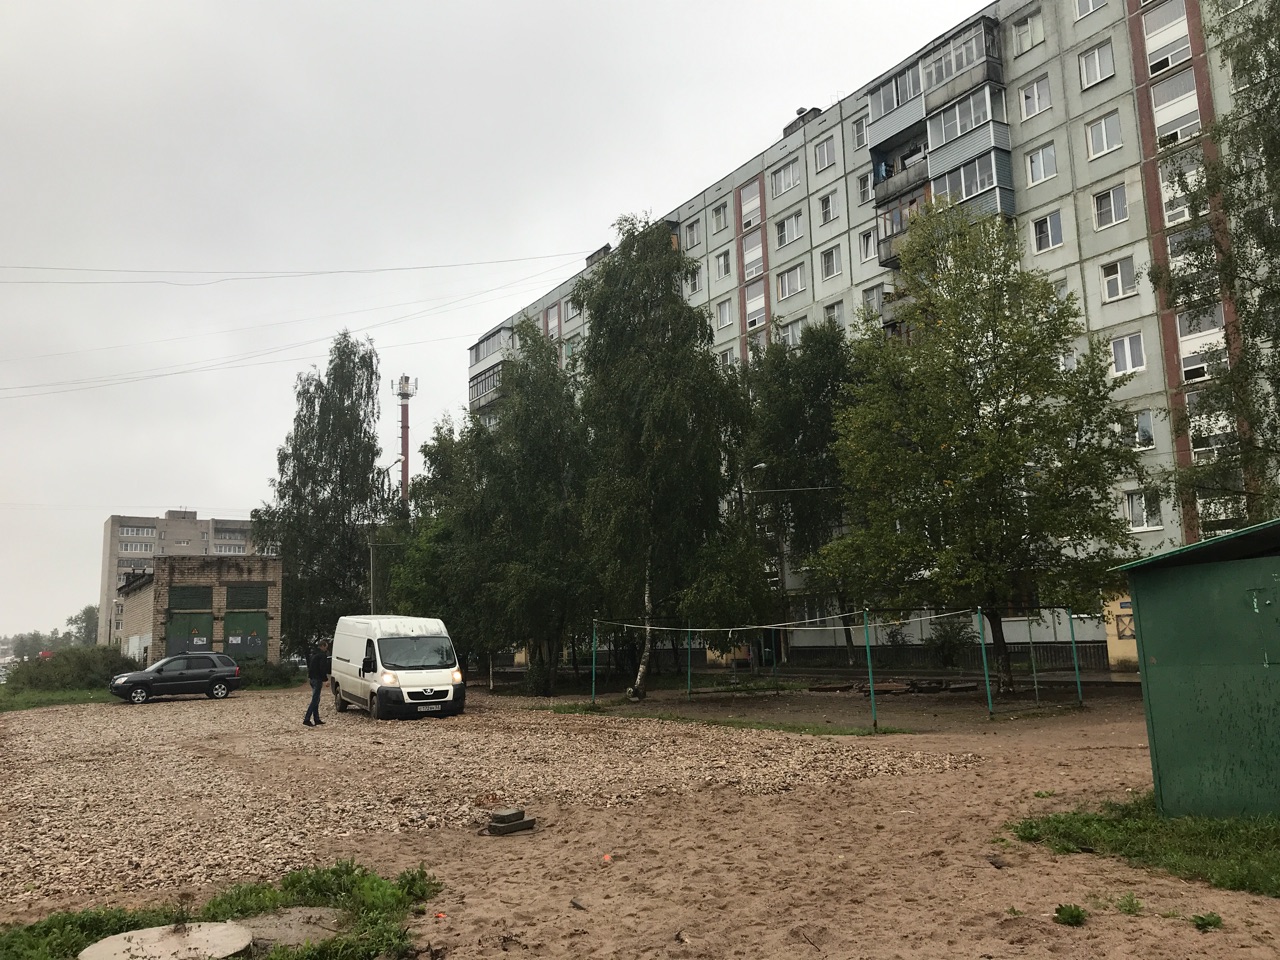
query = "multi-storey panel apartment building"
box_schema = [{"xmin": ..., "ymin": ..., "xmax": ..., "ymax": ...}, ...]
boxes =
[
  {"xmin": 97, "ymin": 510, "xmax": 261, "ymax": 646},
  {"xmin": 468, "ymin": 0, "xmax": 1230, "ymax": 550}
]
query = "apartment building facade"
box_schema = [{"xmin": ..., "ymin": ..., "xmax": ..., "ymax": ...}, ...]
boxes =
[
  {"xmin": 97, "ymin": 510, "xmax": 262, "ymax": 646},
  {"xmin": 468, "ymin": 0, "xmax": 1232, "ymax": 552}
]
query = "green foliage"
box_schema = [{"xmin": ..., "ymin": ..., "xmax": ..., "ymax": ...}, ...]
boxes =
[
  {"xmin": 64, "ymin": 605, "xmax": 99, "ymax": 647},
  {"xmin": 253, "ymin": 332, "xmax": 391, "ymax": 656},
  {"xmin": 0, "ymin": 688, "xmax": 116, "ymax": 712},
  {"xmin": 238, "ymin": 659, "xmax": 303, "ymax": 688},
  {"xmin": 1033, "ymin": 790, "xmax": 1057, "ymax": 799},
  {"xmin": 923, "ymin": 615, "xmax": 977, "ymax": 669},
  {"xmin": 1150, "ymin": 0, "xmax": 1280, "ymax": 529},
  {"xmin": 1115, "ymin": 892, "xmax": 1142, "ymax": 916},
  {"xmin": 818, "ymin": 204, "xmax": 1141, "ymax": 688},
  {"xmin": 0, "ymin": 861, "xmax": 441, "ymax": 960},
  {"xmin": 1053, "ymin": 904, "xmax": 1088, "ymax": 927},
  {"xmin": 5, "ymin": 646, "xmax": 138, "ymax": 691},
  {"xmin": 1191, "ymin": 911, "xmax": 1223, "ymax": 932},
  {"xmin": 1015, "ymin": 791, "xmax": 1280, "ymax": 897}
]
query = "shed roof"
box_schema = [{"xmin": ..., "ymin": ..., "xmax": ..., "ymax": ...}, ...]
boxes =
[{"xmin": 1116, "ymin": 517, "xmax": 1280, "ymax": 573}]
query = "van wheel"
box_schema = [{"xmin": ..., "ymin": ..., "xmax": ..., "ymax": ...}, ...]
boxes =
[
  {"xmin": 369, "ymin": 695, "xmax": 380, "ymax": 721},
  {"xmin": 333, "ymin": 684, "xmax": 348, "ymax": 712}
]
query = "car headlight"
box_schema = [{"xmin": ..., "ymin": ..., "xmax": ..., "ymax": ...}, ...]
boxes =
[
  {"xmin": 379, "ymin": 670, "xmax": 399, "ymax": 686},
  {"xmin": 451, "ymin": 669, "xmax": 463, "ymax": 684}
]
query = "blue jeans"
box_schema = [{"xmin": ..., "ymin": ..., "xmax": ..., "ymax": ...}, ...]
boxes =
[{"xmin": 304, "ymin": 679, "xmax": 324, "ymax": 724}]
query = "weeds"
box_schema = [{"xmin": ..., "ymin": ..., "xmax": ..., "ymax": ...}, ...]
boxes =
[
  {"xmin": 1033, "ymin": 790, "xmax": 1057, "ymax": 799},
  {"xmin": 1115, "ymin": 892, "xmax": 1143, "ymax": 915},
  {"xmin": 1053, "ymin": 904, "xmax": 1088, "ymax": 927},
  {"xmin": 1191, "ymin": 912, "xmax": 1223, "ymax": 932}
]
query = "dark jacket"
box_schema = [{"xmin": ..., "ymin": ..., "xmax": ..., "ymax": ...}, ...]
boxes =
[{"xmin": 307, "ymin": 647, "xmax": 331, "ymax": 683}]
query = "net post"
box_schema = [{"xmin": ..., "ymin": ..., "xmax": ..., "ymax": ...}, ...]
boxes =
[
  {"xmin": 1027, "ymin": 613, "xmax": 1040, "ymax": 705},
  {"xmin": 976, "ymin": 607, "xmax": 994, "ymax": 719},
  {"xmin": 1067, "ymin": 606, "xmax": 1084, "ymax": 707},
  {"xmin": 863, "ymin": 608, "xmax": 877, "ymax": 733},
  {"xmin": 591, "ymin": 619, "xmax": 598, "ymax": 706},
  {"xmin": 686, "ymin": 625, "xmax": 692, "ymax": 701}
]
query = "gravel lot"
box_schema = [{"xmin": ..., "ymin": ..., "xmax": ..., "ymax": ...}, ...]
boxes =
[{"xmin": 0, "ymin": 688, "xmax": 974, "ymax": 910}]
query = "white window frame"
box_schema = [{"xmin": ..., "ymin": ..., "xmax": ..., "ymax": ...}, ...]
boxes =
[
  {"xmin": 1111, "ymin": 331, "xmax": 1145, "ymax": 373},
  {"xmin": 1126, "ymin": 409, "xmax": 1156, "ymax": 449},
  {"xmin": 819, "ymin": 191, "xmax": 838, "ymax": 224},
  {"xmin": 688, "ymin": 265, "xmax": 702, "ymax": 294},
  {"xmin": 859, "ymin": 229, "xmax": 875, "ymax": 262},
  {"xmin": 712, "ymin": 203, "xmax": 728, "ymax": 233},
  {"xmin": 1013, "ymin": 11, "xmax": 1044, "ymax": 55},
  {"xmin": 852, "ymin": 117, "xmax": 867, "ymax": 149},
  {"xmin": 1033, "ymin": 210, "xmax": 1063, "ymax": 253},
  {"xmin": 1021, "ymin": 75, "xmax": 1051, "ymax": 119},
  {"xmin": 857, "ymin": 174, "xmax": 871, "ymax": 204},
  {"xmin": 715, "ymin": 250, "xmax": 732, "ymax": 280},
  {"xmin": 742, "ymin": 229, "xmax": 764, "ymax": 280},
  {"xmin": 1102, "ymin": 257, "xmax": 1138, "ymax": 302},
  {"xmin": 824, "ymin": 301, "xmax": 845, "ymax": 324},
  {"xmin": 776, "ymin": 211, "xmax": 803, "ymax": 248},
  {"xmin": 716, "ymin": 298, "xmax": 733, "ymax": 329},
  {"xmin": 814, "ymin": 137, "xmax": 835, "ymax": 172},
  {"xmin": 771, "ymin": 158, "xmax": 800, "ymax": 197},
  {"xmin": 1086, "ymin": 110, "xmax": 1123, "ymax": 158},
  {"xmin": 1124, "ymin": 489, "xmax": 1162, "ymax": 530},
  {"xmin": 1026, "ymin": 142, "xmax": 1057, "ymax": 184},
  {"xmin": 777, "ymin": 263, "xmax": 806, "ymax": 300},
  {"xmin": 684, "ymin": 219, "xmax": 701, "ymax": 249},
  {"xmin": 1079, "ymin": 41, "xmax": 1116, "ymax": 89},
  {"xmin": 719, "ymin": 346, "xmax": 737, "ymax": 368},
  {"xmin": 821, "ymin": 245, "xmax": 842, "ymax": 280},
  {"xmin": 1077, "ymin": 0, "xmax": 1106, "ymax": 19},
  {"xmin": 1093, "ymin": 183, "xmax": 1129, "ymax": 229}
]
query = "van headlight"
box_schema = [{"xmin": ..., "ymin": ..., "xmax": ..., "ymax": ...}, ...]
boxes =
[
  {"xmin": 451, "ymin": 669, "xmax": 463, "ymax": 684},
  {"xmin": 379, "ymin": 670, "xmax": 399, "ymax": 686}
]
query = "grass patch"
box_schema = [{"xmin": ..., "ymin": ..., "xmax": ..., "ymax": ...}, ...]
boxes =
[
  {"xmin": 1014, "ymin": 792, "xmax": 1280, "ymax": 898},
  {"xmin": 1053, "ymin": 904, "xmax": 1088, "ymax": 927},
  {"xmin": 1191, "ymin": 911, "xmax": 1223, "ymax": 932},
  {"xmin": 0, "ymin": 861, "xmax": 441, "ymax": 960},
  {"xmin": 0, "ymin": 688, "xmax": 116, "ymax": 713},
  {"xmin": 637, "ymin": 712, "xmax": 909, "ymax": 736},
  {"xmin": 550, "ymin": 701, "xmax": 607, "ymax": 715},
  {"xmin": 1115, "ymin": 892, "xmax": 1143, "ymax": 915}
]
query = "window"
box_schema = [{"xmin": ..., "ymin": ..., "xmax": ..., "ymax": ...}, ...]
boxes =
[
  {"xmin": 852, "ymin": 117, "xmax": 867, "ymax": 149},
  {"xmin": 1021, "ymin": 75, "xmax": 1051, "ymax": 118},
  {"xmin": 1152, "ymin": 69, "xmax": 1200, "ymax": 144},
  {"xmin": 1060, "ymin": 347, "xmax": 1078, "ymax": 371},
  {"xmin": 1102, "ymin": 257, "xmax": 1138, "ymax": 301},
  {"xmin": 928, "ymin": 87, "xmax": 991, "ymax": 146},
  {"xmin": 684, "ymin": 219, "xmax": 701, "ymax": 248},
  {"xmin": 857, "ymin": 174, "xmax": 871, "ymax": 204},
  {"xmin": 1079, "ymin": 41, "xmax": 1115, "ymax": 88},
  {"xmin": 862, "ymin": 284, "xmax": 885, "ymax": 317},
  {"xmin": 714, "ymin": 250, "xmax": 732, "ymax": 280},
  {"xmin": 931, "ymin": 153, "xmax": 996, "ymax": 203},
  {"xmin": 1124, "ymin": 409, "xmax": 1156, "ymax": 449},
  {"xmin": 824, "ymin": 301, "xmax": 845, "ymax": 324},
  {"xmin": 821, "ymin": 245, "xmax": 842, "ymax": 279},
  {"xmin": 564, "ymin": 335, "xmax": 580, "ymax": 359},
  {"xmin": 859, "ymin": 230, "xmax": 875, "ymax": 262},
  {"xmin": 1144, "ymin": 0, "xmax": 1190, "ymax": 76},
  {"xmin": 716, "ymin": 298, "xmax": 733, "ymax": 329},
  {"xmin": 779, "ymin": 319, "xmax": 805, "ymax": 346},
  {"xmin": 545, "ymin": 302, "xmax": 560, "ymax": 335},
  {"xmin": 119, "ymin": 526, "xmax": 156, "ymax": 538},
  {"xmin": 215, "ymin": 543, "xmax": 246, "ymax": 555},
  {"xmin": 712, "ymin": 203, "xmax": 728, "ymax": 233},
  {"xmin": 815, "ymin": 137, "xmax": 835, "ymax": 171},
  {"xmin": 869, "ymin": 64, "xmax": 922, "ymax": 119},
  {"xmin": 772, "ymin": 159, "xmax": 800, "ymax": 197},
  {"xmin": 1160, "ymin": 153, "xmax": 1198, "ymax": 225},
  {"xmin": 1094, "ymin": 184, "xmax": 1129, "ymax": 228},
  {"xmin": 719, "ymin": 347, "xmax": 737, "ymax": 368},
  {"xmin": 877, "ymin": 186, "xmax": 928, "ymax": 238},
  {"xmin": 778, "ymin": 263, "xmax": 806, "ymax": 299},
  {"xmin": 1086, "ymin": 110, "xmax": 1123, "ymax": 157},
  {"xmin": 688, "ymin": 265, "xmax": 702, "ymax": 293},
  {"xmin": 745, "ymin": 279, "xmax": 766, "ymax": 328},
  {"xmin": 743, "ymin": 230, "xmax": 764, "ymax": 279},
  {"xmin": 1033, "ymin": 211, "xmax": 1063, "ymax": 252},
  {"xmin": 1013, "ymin": 11, "xmax": 1044, "ymax": 54},
  {"xmin": 1077, "ymin": 0, "xmax": 1105, "ymax": 18},
  {"xmin": 469, "ymin": 365, "xmax": 502, "ymax": 401},
  {"xmin": 776, "ymin": 211, "xmax": 803, "ymax": 247},
  {"xmin": 740, "ymin": 183, "xmax": 761, "ymax": 229},
  {"xmin": 1125, "ymin": 489, "xmax": 1162, "ymax": 530},
  {"xmin": 1054, "ymin": 279, "xmax": 1070, "ymax": 301},
  {"xmin": 922, "ymin": 23, "xmax": 992, "ymax": 89},
  {"xmin": 1111, "ymin": 331, "xmax": 1145, "ymax": 372},
  {"xmin": 1177, "ymin": 302, "xmax": 1225, "ymax": 339},
  {"xmin": 1026, "ymin": 143, "xmax": 1057, "ymax": 184},
  {"xmin": 819, "ymin": 192, "xmax": 838, "ymax": 224},
  {"xmin": 1178, "ymin": 303, "xmax": 1226, "ymax": 382}
]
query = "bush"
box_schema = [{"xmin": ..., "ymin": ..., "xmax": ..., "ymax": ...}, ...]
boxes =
[
  {"xmin": 5, "ymin": 647, "xmax": 139, "ymax": 691},
  {"xmin": 238, "ymin": 658, "xmax": 303, "ymax": 688},
  {"xmin": 924, "ymin": 616, "xmax": 978, "ymax": 669}
]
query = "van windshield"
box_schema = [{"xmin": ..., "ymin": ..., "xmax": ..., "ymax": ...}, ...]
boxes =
[{"xmin": 377, "ymin": 635, "xmax": 456, "ymax": 670}]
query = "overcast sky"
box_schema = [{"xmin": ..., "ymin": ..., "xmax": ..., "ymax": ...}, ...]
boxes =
[{"xmin": 0, "ymin": 0, "xmax": 970, "ymax": 637}]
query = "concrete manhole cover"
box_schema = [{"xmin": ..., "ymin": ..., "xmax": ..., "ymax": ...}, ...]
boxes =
[{"xmin": 78, "ymin": 921, "xmax": 252, "ymax": 960}]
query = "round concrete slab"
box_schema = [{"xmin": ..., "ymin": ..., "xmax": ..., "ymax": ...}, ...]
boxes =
[{"xmin": 79, "ymin": 921, "xmax": 252, "ymax": 960}]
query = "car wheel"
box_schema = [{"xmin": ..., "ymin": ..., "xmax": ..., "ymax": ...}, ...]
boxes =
[
  {"xmin": 333, "ymin": 684, "xmax": 349, "ymax": 712},
  {"xmin": 129, "ymin": 686, "xmax": 150, "ymax": 705},
  {"xmin": 208, "ymin": 680, "xmax": 230, "ymax": 700},
  {"xmin": 369, "ymin": 694, "xmax": 380, "ymax": 721}
]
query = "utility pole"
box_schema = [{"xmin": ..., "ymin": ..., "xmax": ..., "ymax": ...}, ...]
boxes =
[{"xmin": 395, "ymin": 375, "xmax": 417, "ymax": 503}]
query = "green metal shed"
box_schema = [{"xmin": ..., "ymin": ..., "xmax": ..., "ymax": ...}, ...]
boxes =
[{"xmin": 1118, "ymin": 517, "xmax": 1280, "ymax": 817}]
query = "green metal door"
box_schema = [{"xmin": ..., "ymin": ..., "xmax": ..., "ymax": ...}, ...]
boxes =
[
  {"xmin": 167, "ymin": 613, "xmax": 214, "ymax": 656},
  {"xmin": 224, "ymin": 611, "xmax": 268, "ymax": 660}
]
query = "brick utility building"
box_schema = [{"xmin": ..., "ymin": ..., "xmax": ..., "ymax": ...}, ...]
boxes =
[
  {"xmin": 117, "ymin": 555, "xmax": 283, "ymax": 666},
  {"xmin": 98, "ymin": 510, "xmax": 267, "ymax": 647},
  {"xmin": 469, "ymin": 0, "xmax": 1234, "ymax": 552}
]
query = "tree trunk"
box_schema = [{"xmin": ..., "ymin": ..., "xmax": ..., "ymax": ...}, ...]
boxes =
[
  {"xmin": 670, "ymin": 632, "xmax": 682, "ymax": 672},
  {"xmin": 837, "ymin": 597, "xmax": 858, "ymax": 667},
  {"xmin": 984, "ymin": 608, "xmax": 1015, "ymax": 694},
  {"xmin": 631, "ymin": 559, "xmax": 654, "ymax": 699}
]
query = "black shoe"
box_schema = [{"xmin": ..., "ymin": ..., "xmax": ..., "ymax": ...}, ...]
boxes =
[
  {"xmin": 314, "ymin": 719, "xmax": 325, "ymax": 725},
  {"xmin": 303, "ymin": 720, "xmax": 314, "ymax": 726}
]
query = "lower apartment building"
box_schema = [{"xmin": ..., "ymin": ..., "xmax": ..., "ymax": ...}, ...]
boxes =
[
  {"xmin": 468, "ymin": 0, "xmax": 1235, "ymax": 564},
  {"xmin": 98, "ymin": 509, "xmax": 265, "ymax": 647}
]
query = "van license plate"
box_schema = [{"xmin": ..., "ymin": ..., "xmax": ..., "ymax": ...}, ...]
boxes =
[{"xmin": 418, "ymin": 704, "xmax": 442, "ymax": 712}]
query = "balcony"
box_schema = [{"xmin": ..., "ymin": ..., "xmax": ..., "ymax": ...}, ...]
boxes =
[
  {"xmin": 924, "ymin": 58, "xmax": 1003, "ymax": 115},
  {"xmin": 877, "ymin": 233, "xmax": 906, "ymax": 268},
  {"xmin": 874, "ymin": 159, "xmax": 930, "ymax": 206}
]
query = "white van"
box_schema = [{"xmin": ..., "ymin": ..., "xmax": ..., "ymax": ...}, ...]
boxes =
[{"xmin": 329, "ymin": 615, "xmax": 465, "ymax": 719}]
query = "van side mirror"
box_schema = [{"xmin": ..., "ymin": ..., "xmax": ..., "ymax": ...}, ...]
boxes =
[{"xmin": 362, "ymin": 656, "xmax": 375, "ymax": 674}]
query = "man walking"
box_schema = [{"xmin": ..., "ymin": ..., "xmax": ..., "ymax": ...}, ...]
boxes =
[{"xmin": 303, "ymin": 638, "xmax": 330, "ymax": 727}]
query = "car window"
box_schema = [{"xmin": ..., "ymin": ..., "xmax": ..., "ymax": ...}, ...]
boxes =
[
  {"xmin": 188, "ymin": 657, "xmax": 215, "ymax": 670},
  {"xmin": 164, "ymin": 658, "xmax": 188, "ymax": 671},
  {"xmin": 215, "ymin": 655, "xmax": 236, "ymax": 668},
  {"xmin": 376, "ymin": 635, "xmax": 457, "ymax": 669}
]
